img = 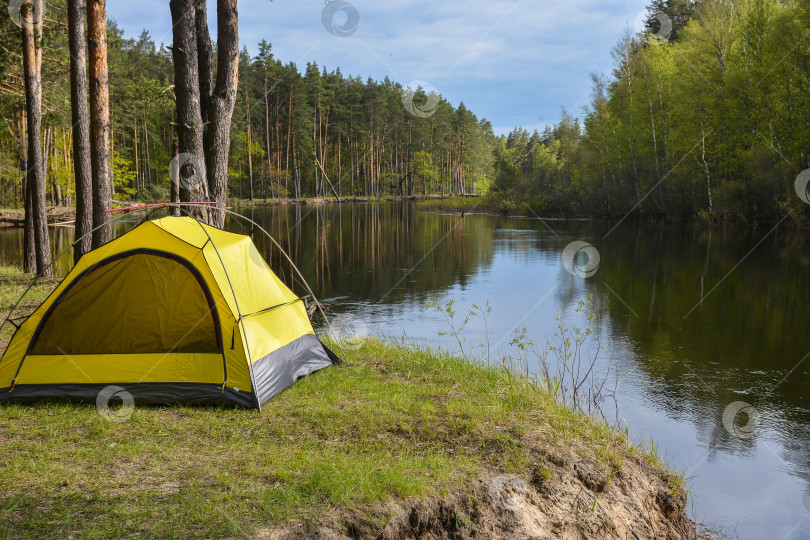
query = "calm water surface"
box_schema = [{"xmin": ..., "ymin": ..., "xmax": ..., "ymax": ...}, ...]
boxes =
[{"xmin": 1, "ymin": 202, "xmax": 809, "ymax": 538}]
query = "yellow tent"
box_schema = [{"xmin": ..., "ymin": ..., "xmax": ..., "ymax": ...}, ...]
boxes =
[{"xmin": 0, "ymin": 216, "xmax": 339, "ymax": 410}]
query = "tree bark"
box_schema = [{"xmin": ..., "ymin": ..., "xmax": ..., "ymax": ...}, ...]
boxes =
[
  {"xmin": 35, "ymin": 0, "xmax": 43, "ymax": 104},
  {"xmin": 285, "ymin": 83, "xmax": 293, "ymax": 198},
  {"xmin": 246, "ymin": 80, "xmax": 253, "ymax": 200},
  {"xmin": 23, "ymin": 172, "xmax": 36, "ymax": 272},
  {"xmin": 21, "ymin": 8, "xmax": 52, "ymax": 277},
  {"xmin": 195, "ymin": 0, "xmax": 212, "ymax": 131},
  {"xmin": 170, "ymin": 138, "xmax": 180, "ymax": 216},
  {"xmin": 204, "ymin": 0, "xmax": 239, "ymax": 227},
  {"xmin": 69, "ymin": 0, "xmax": 93, "ymax": 263},
  {"xmin": 264, "ymin": 75, "xmax": 270, "ymax": 200},
  {"xmin": 133, "ymin": 114, "xmax": 139, "ymax": 190},
  {"xmin": 21, "ymin": 113, "xmax": 35, "ymax": 272},
  {"xmin": 88, "ymin": 0, "xmax": 112, "ymax": 248},
  {"xmin": 144, "ymin": 121, "xmax": 153, "ymax": 186},
  {"xmin": 43, "ymin": 125, "xmax": 51, "ymax": 204},
  {"xmin": 170, "ymin": 0, "xmax": 209, "ymax": 222},
  {"xmin": 701, "ymin": 123, "xmax": 712, "ymax": 217}
]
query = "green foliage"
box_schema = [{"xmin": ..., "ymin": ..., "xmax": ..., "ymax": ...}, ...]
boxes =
[
  {"xmin": 111, "ymin": 150, "xmax": 137, "ymax": 198},
  {"xmin": 47, "ymin": 132, "xmax": 74, "ymax": 203},
  {"xmin": 412, "ymin": 151, "xmax": 439, "ymax": 194},
  {"xmin": 134, "ymin": 181, "xmax": 169, "ymax": 203},
  {"xmin": 3, "ymin": 0, "xmax": 802, "ymax": 225},
  {"xmin": 491, "ymin": 0, "xmax": 810, "ymax": 225},
  {"xmin": 0, "ymin": 6, "xmax": 496, "ymax": 207}
]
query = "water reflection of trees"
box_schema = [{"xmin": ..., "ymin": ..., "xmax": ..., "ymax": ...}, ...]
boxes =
[
  {"xmin": 3, "ymin": 207, "xmax": 808, "ymax": 491},
  {"xmin": 236, "ymin": 202, "xmax": 496, "ymax": 306},
  {"xmin": 1, "ymin": 225, "xmax": 104, "ymax": 277},
  {"xmin": 0, "ymin": 204, "xmax": 496, "ymax": 300},
  {"xmin": 575, "ymin": 222, "xmax": 810, "ymax": 487}
]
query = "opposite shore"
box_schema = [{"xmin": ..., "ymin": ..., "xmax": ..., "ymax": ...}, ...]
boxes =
[{"xmin": 2, "ymin": 194, "xmax": 805, "ymax": 230}]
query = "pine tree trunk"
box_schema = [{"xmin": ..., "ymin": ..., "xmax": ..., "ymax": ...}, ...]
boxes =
[
  {"xmin": 133, "ymin": 114, "xmax": 139, "ymax": 191},
  {"xmin": 170, "ymin": 0, "xmax": 209, "ymax": 222},
  {"xmin": 43, "ymin": 125, "xmax": 51, "ymax": 204},
  {"xmin": 170, "ymin": 138, "xmax": 180, "ymax": 216},
  {"xmin": 337, "ymin": 132, "xmax": 341, "ymax": 197},
  {"xmin": 34, "ymin": 0, "xmax": 43, "ymax": 103},
  {"xmin": 285, "ymin": 86, "xmax": 293, "ymax": 198},
  {"xmin": 87, "ymin": 0, "xmax": 112, "ymax": 248},
  {"xmin": 264, "ymin": 76, "xmax": 270, "ymax": 200},
  {"xmin": 204, "ymin": 0, "xmax": 239, "ymax": 228},
  {"xmin": 21, "ymin": 9, "xmax": 51, "ymax": 277},
  {"xmin": 20, "ymin": 113, "xmax": 35, "ymax": 272},
  {"xmin": 145, "ymin": 121, "xmax": 153, "ymax": 186},
  {"xmin": 195, "ymin": 0, "xmax": 212, "ymax": 129},
  {"xmin": 195, "ymin": 0, "xmax": 212, "ymax": 211},
  {"xmin": 23, "ymin": 168, "xmax": 36, "ymax": 272},
  {"xmin": 275, "ymin": 86, "xmax": 281, "ymax": 186},
  {"xmin": 246, "ymin": 82, "xmax": 254, "ymax": 200}
]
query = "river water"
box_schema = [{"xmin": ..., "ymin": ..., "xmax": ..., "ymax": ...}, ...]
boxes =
[{"xmin": 1, "ymin": 202, "xmax": 808, "ymax": 538}]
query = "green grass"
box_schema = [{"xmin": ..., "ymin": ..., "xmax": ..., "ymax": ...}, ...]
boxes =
[
  {"xmin": 415, "ymin": 195, "xmax": 510, "ymax": 215},
  {"xmin": 0, "ymin": 265, "xmax": 60, "ymax": 349},
  {"xmin": 0, "ymin": 338, "xmax": 660, "ymax": 539},
  {"xmin": 0, "ymin": 265, "xmax": 56, "ymax": 308},
  {"xmin": 0, "ymin": 266, "xmax": 681, "ymax": 538}
]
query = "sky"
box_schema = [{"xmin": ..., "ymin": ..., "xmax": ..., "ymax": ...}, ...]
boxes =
[{"xmin": 107, "ymin": 0, "xmax": 652, "ymax": 136}]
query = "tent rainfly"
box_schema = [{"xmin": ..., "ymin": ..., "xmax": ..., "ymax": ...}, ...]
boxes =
[{"xmin": 0, "ymin": 216, "xmax": 340, "ymax": 410}]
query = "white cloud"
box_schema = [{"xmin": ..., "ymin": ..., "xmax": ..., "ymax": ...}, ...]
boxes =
[{"xmin": 108, "ymin": 0, "xmax": 652, "ymax": 131}]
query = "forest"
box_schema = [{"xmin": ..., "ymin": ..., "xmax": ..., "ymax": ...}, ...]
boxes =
[
  {"xmin": 492, "ymin": 0, "xmax": 810, "ymax": 224},
  {"xmin": 0, "ymin": 1, "xmax": 495, "ymax": 211},
  {"xmin": 1, "ymin": 0, "xmax": 809, "ymax": 261}
]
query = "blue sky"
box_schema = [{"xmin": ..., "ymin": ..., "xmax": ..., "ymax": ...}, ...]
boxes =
[{"xmin": 108, "ymin": 0, "xmax": 651, "ymax": 135}]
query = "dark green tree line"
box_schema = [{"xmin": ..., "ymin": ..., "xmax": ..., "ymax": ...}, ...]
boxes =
[{"xmin": 0, "ymin": 9, "xmax": 496, "ymax": 210}]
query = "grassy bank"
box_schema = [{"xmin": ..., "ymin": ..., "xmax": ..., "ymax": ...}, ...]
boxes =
[
  {"xmin": 0, "ymin": 266, "xmax": 59, "ymax": 350},
  {"xmin": 416, "ymin": 196, "xmax": 493, "ymax": 214},
  {"xmin": 0, "ymin": 267, "xmax": 692, "ymax": 539}
]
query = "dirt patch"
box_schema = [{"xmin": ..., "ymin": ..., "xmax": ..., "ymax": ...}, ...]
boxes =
[
  {"xmin": 573, "ymin": 460, "xmax": 610, "ymax": 493},
  {"xmin": 100, "ymin": 457, "xmax": 185, "ymax": 497},
  {"xmin": 258, "ymin": 448, "xmax": 696, "ymax": 539}
]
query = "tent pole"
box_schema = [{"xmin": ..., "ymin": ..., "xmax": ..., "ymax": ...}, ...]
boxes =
[
  {"xmin": 1, "ymin": 203, "xmax": 349, "ymax": 368},
  {"xmin": 0, "ymin": 209, "xmax": 156, "ymax": 349},
  {"xmin": 216, "ymin": 207, "xmax": 350, "ymax": 364},
  {"xmin": 175, "ymin": 207, "xmax": 263, "ymax": 411}
]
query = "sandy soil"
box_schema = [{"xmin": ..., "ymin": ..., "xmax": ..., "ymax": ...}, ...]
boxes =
[{"xmin": 257, "ymin": 445, "xmax": 701, "ymax": 540}]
